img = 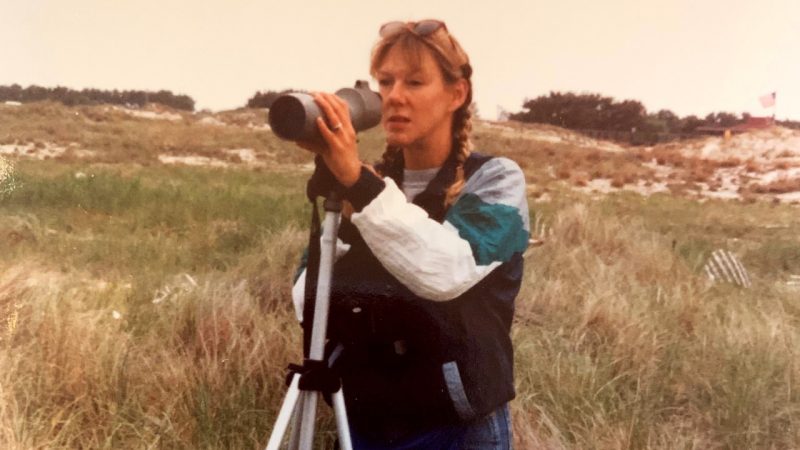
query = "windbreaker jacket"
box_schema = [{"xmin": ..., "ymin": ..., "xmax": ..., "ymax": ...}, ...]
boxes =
[{"xmin": 293, "ymin": 151, "xmax": 530, "ymax": 438}]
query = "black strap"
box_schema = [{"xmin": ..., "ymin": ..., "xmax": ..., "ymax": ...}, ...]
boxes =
[
  {"xmin": 302, "ymin": 199, "xmax": 321, "ymax": 358},
  {"xmin": 286, "ymin": 359, "xmax": 341, "ymax": 393}
]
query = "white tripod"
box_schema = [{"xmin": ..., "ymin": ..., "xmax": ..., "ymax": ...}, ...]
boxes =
[{"xmin": 266, "ymin": 193, "xmax": 353, "ymax": 450}]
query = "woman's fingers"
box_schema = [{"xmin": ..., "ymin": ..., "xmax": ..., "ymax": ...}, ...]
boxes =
[
  {"xmin": 329, "ymin": 94, "xmax": 352, "ymax": 130},
  {"xmin": 316, "ymin": 92, "xmax": 356, "ymax": 134},
  {"xmin": 313, "ymin": 93, "xmax": 343, "ymax": 131},
  {"xmin": 315, "ymin": 116, "xmax": 337, "ymax": 145},
  {"xmin": 314, "ymin": 92, "xmax": 359, "ymax": 148},
  {"xmin": 311, "ymin": 93, "xmax": 342, "ymax": 152},
  {"xmin": 306, "ymin": 91, "xmax": 362, "ymax": 188}
]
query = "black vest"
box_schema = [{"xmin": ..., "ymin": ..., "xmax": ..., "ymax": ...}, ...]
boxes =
[{"xmin": 326, "ymin": 153, "xmax": 522, "ymax": 438}]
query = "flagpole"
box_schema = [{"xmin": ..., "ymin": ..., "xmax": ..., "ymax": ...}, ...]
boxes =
[{"xmin": 773, "ymin": 93, "xmax": 777, "ymax": 123}]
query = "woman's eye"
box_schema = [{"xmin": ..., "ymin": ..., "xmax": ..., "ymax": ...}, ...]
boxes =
[
  {"xmin": 378, "ymin": 79, "xmax": 393, "ymax": 87},
  {"xmin": 408, "ymin": 80, "xmax": 423, "ymax": 86}
]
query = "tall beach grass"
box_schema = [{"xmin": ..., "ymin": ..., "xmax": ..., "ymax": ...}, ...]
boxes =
[{"xmin": 1, "ymin": 104, "xmax": 799, "ymax": 447}]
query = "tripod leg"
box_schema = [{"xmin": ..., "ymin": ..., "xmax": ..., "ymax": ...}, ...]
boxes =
[
  {"xmin": 265, "ymin": 375, "xmax": 302, "ymax": 450},
  {"xmin": 288, "ymin": 392, "xmax": 304, "ymax": 450},
  {"xmin": 298, "ymin": 391, "xmax": 319, "ymax": 450},
  {"xmin": 332, "ymin": 389, "xmax": 353, "ymax": 450}
]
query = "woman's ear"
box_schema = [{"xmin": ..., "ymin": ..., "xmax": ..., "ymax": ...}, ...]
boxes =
[{"xmin": 448, "ymin": 79, "xmax": 469, "ymax": 113}]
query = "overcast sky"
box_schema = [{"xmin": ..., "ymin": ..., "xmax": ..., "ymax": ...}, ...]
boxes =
[{"xmin": 2, "ymin": 0, "xmax": 798, "ymax": 120}]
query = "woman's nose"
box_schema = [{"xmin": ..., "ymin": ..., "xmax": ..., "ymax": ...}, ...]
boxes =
[{"xmin": 385, "ymin": 82, "xmax": 406, "ymax": 104}]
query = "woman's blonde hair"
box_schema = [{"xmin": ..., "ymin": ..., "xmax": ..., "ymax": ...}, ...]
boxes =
[{"xmin": 369, "ymin": 21, "xmax": 473, "ymax": 208}]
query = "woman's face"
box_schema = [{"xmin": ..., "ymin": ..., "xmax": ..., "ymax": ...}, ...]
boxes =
[{"xmin": 375, "ymin": 44, "xmax": 465, "ymax": 150}]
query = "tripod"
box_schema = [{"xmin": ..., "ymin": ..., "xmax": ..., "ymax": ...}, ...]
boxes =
[{"xmin": 266, "ymin": 192, "xmax": 353, "ymax": 450}]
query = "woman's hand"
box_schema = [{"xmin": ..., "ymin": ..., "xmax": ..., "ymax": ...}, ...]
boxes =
[{"xmin": 296, "ymin": 92, "xmax": 362, "ymax": 188}]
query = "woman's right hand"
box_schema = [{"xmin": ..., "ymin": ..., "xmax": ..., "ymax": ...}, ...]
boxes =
[{"xmin": 295, "ymin": 92, "xmax": 362, "ymax": 188}]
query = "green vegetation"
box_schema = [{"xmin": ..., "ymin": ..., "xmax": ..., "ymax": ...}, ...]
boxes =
[
  {"xmin": 246, "ymin": 89, "xmax": 303, "ymax": 109},
  {"xmin": 1, "ymin": 161, "xmax": 309, "ymax": 301},
  {"xmin": 508, "ymin": 91, "xmax": 789, "ymax": 143},
  {"xmin": 0, "ymin": 161, "xmax": 326, "ymax": 448},
  {"xmin": 1, "ymin": 102, "xmax": 799, "ymax": 448},
  {"xmin": 514, "ymin": 198, "xmax": 800, "ymax": 448},
  {"xmin": 0, "ymin": 84, "xmax": 195, "ymax": 111},
  {"xmin": 0, "ymin": 101, "xmax": 387, "ymax": 167}
]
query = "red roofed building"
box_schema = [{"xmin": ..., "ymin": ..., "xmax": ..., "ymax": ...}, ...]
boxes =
[
  {"xmin": 696, "ymin": 116, "xmax": 774, "ymax": 136},
  {"xmin": 733, "ymin": 116, "xmax": 773, "ymax": 130}
]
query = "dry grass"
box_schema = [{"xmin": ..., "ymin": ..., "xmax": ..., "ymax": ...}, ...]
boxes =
[
  {"xmin": 477, "ymin": 121, "xmax": 800, "ymax": 205},
  {"xmin": 0, "ymin": 227, "xmax": 315, "ymax": 449},
  {"xmin": 511, "ymin": 203, "xmax": 800, "ymax": 448},
  {"xmin": 0, "ymin": 102, "xmax": 308, "ymax": 166},
  {"xmin": 749, "ymin": 176, "xmax": 800, "ymax": 194},
  {"xmin": 1, "ymin": 103, "xmax": 799, "ymax": 448},
  {"xmin": 2, "ymin": 173, "xmax": 799, "ymax": 449},
  {"xmin": 5, "ymin": 103, "xmax": 799, "ymax": 204}
]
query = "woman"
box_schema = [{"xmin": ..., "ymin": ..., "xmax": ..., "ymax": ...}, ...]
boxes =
[{"xmin": 292, "ymin": 20, "xmax": 529, "ymax": 449}]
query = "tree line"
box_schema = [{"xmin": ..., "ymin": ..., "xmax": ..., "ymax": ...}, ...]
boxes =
[
  {"xmin": 0, "ymin": 84, "xmax": 195, "ymax": 111},
  {"xmin": 5, "ymin": 83, "xmax": 797, "ymax": 134},
  {"xmin": 508, "ymin": 91, "xmax": 792, "ymax": 139},
  {"xmin": 246, "ymin": 88, "xmax": 800, "ymax": 134},
  {"xmin": 245, "ymin": 89, "xmax": 303, "ymax": 109},
  {"xmin": 777, "ymin": 119, "xmax": 800, "ymax": 130}
]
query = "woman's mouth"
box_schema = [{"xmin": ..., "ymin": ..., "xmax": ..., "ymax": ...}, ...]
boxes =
[
  {"xmin": 386, "ymin": 116, "xmax": 411, "ymax": 130},
  {"xmin": 387, "ymin": 115, "xmax": 411, "ymax": 124}
]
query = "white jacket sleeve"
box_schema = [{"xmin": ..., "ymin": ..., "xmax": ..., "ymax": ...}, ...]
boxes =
[
  {"xmin": 350, "ymin": 178, "xmax": 500, "ymax": 301},
  {"xmin": 349, "ymin": 157, "xmax": 529, "ymax": 301}
]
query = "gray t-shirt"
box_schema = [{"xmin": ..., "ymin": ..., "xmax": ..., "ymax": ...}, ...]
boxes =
[{"xmin": 402, "ymin": 167, "xmax": 440, "ymax": 201}]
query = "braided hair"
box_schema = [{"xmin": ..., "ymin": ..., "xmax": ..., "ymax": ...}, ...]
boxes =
[{"xmin": 370, "ymin": 23, "xmax": 473, "ymax": 208}]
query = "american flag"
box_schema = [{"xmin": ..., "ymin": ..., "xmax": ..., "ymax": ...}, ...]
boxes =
[{"xmin": 759, "ymin": 92, "xmax": 776, "ymax": 108}]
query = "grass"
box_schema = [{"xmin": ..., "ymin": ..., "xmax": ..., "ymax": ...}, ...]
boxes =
[
  {"xmin": 0, "ymin": 161, "xmax": 311, "ymax": 309},
  {"xmin": 750, "ymin": 176, "xmax": 800, "ymax": 195},
  {"xmin": 0, "ymin": 101, "xmax": 303, "ymax": 166},
  {"xmin": 513, "ymin": 201, "xmax": 800, "ymax": 448},
  {"xmin": 0, "ymin": 162, "xmax": 318, "ymax": 448},
  {"xmin": 0, "ymin": 101, "xmax": 389, "ymax": 168},
  {"xmin": 1, "ymin": 102, "xmax": 800, "ymax": 448},
  {"xmin": 1, "ymin": 260, "xmax": 308, "ymax": 448}
]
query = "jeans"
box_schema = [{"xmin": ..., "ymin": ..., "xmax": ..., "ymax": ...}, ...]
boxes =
[{"xmin": 349, "ymin": 403, "xmax": 513, "ymax": 450}]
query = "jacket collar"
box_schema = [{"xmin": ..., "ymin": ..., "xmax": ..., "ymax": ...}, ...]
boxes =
[
  {"xmin": 410, "ymin": 150, "xmax": 460, "ymax": 222},
  {"xmin": 376, "ymin": 149, "xmax": 488, "ymax": 223}
]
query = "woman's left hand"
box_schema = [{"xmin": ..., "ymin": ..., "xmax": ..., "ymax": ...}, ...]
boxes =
[{"xmin": 296, "ymin": 92, "xmax": 362, "ymax": 188}]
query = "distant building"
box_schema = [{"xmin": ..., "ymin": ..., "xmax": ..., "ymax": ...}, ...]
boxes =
[
  {"xmin": 696, "ymin": 116, "xmax": 774, "ymax": 136},
  {"xmin": 735, "ymin": 116, "xmax": 774, "ymax": 130}
]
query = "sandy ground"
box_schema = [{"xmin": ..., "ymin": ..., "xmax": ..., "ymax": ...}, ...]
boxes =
[
  {"xmin": 2, "ymin": 111, "xmax": 798, "ymax": 203},
  {"xmin": 157, "ymin": 154, "xmax": 230, "ymax": 168},
  {"xmin": 477, "ymin": 121, "xmax": 625, "ymax": 153},
  {"xmin": 572, "ymin": 126, "xmax": 800, "ymax": 204},
  {"xmin": 0, "ymin": 142, "xmax": 68, "ymax": 159},
  {"xmin": 107, "ymin": 105, "xmax": 184, "ymax": 122},
  {"xmin": 157, "ymin": 148, "xmax": 269, "ymax": 169},
  {"xmin": 197, "ymin": 116, "xmax": 226, "ymax": 126},
  {"xmin": 685, "ymin": 127, "xmax": 800, "ymax": 163},
  {"xmin": 0, "ymin": 155, "xmax": 14, "ymax": 194}
]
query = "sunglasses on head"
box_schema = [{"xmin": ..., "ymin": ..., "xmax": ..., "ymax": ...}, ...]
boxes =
[
  {"xmin": 378, "ymin": 20, "xmax": 471, "ymax": 78},
  {"xmin": 379, "ymin": 20, "xmax": 447, "ymax": 38}
]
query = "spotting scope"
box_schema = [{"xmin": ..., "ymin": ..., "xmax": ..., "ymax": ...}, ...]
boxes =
[{"xmin": 268, "ymin": 80, "xmax": 382, "ymax": 142}]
